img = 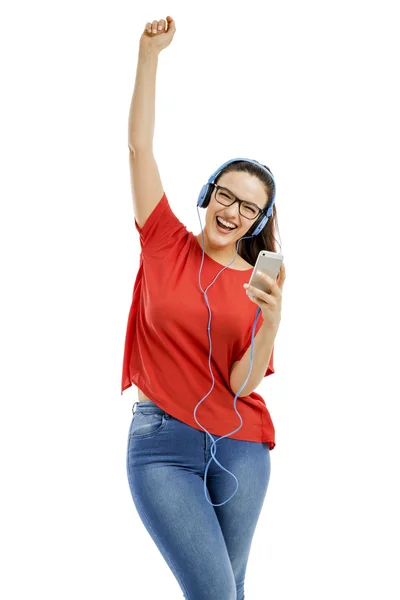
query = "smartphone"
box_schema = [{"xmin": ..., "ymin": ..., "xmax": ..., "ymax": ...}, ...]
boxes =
[{"xmin": 246, "ymin": 251, "xmax": 284, "ymax": 297}]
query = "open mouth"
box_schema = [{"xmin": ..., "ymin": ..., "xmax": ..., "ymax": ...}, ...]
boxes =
[{"xmin": 215, "ymin": 215, "xmax": 237, "ymax": 234}]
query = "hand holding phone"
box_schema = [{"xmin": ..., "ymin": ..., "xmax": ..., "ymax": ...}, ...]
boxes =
[{"xmin": 246, "ymin": 251, "xmax": 284, "ymax": 297}]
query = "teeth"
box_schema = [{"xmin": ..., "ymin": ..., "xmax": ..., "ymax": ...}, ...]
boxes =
[{"xmin": 217, "ymin": 216, "xmax": 236, "ymax": 229}]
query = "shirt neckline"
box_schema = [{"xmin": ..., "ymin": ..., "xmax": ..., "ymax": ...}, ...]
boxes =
[{"xmin": 192, "ymin": 233, "xmax": 253, "ymax": 273}]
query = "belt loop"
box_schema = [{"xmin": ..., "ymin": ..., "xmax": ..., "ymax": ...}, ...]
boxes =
[{"xmin": 132, "ymin": 401, "xmax": 138, "ymax": 415}]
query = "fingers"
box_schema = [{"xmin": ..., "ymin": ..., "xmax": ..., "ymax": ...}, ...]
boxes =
[
  {"xmin": 244, "ymin": 270, "xmax": 281, "ymax": 298},
  {"xmin": 256, "ymin": 270, "xmax": 275, "ymax": 290},
  {"xmin": 146, "ymin": 18, "xmax": 167, "ymax": 34},
  {"xmin": 279, "ymin": 263, "xmax": 286, "ymax": 285},
  {"xmin": 275, "ymin": 264, "xmax": 286, "ymax": 286},
  {"xmin": 244, "ymin": 284, "xmax": 273, "ymax": 304}
]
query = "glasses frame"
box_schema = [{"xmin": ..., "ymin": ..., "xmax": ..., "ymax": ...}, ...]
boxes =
[{"xmin": 211, "ymin": 183, "xmax": 265, "ymax": 220}]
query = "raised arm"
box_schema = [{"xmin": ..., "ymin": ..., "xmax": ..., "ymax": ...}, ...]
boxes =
[{"xmin": 127, "ymin": 17, "xmax": 176, "ymax": 229}]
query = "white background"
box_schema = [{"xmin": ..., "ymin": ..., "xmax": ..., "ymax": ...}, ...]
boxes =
[{"xmin": 1, "ymin": 1, "xmax": 399, "ymax": 598}]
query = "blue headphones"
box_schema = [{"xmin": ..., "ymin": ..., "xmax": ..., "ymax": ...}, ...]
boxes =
[
  {"xmin": 197, "ymin": 157, "xmax": 276, "ymax": 232},
  {"xmin": 195, "ymin": 158, "xmax": 276, "ymax": 507}
]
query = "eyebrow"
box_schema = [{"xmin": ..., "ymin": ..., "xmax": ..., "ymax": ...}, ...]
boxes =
[{"xmin": 219, "ymin": 186, "xmax": 263, "ymax": 211}]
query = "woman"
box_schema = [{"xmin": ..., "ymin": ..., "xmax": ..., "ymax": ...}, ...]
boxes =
[{"xmin": 123, "ymin": 16, "xmax": 286, "ymax": 599}]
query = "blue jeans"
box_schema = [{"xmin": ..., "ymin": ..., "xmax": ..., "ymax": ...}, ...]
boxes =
[{"xmin": 126, "ymin": 400, "xmax": 271, "ymax": 600}]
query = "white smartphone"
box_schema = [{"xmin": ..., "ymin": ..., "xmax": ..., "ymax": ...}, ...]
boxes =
[{"xmin": 246, "ymin": 250, "xmax": 284, "ymax": 297}]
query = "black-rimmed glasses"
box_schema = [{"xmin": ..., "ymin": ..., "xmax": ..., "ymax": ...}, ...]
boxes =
[{"xmin": 212, "ymin": 184, "xmax": 264, "ymax": 220}]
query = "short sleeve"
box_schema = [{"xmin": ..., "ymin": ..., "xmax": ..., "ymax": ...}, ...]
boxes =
[
  {"xmin": 265, "ymin": 345, "xmax": 275, "ymax": 377},
  {"xmin": 134, "ymin": 192, "xmax": 188, "ymax": 258}
]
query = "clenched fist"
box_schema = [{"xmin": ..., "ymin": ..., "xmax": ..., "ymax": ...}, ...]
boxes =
[{"xmin": 139, "ymin": 16, "xmax": 176, "ymax": 55}]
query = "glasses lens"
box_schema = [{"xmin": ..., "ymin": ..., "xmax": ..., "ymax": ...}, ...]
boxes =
[
  {"xmin": 241, "ymin": 202, "xmax": 259, "ymax": 219},
  {"xmin": 216, "ymin": 188, "xmax": 259, "ymax": 219}
]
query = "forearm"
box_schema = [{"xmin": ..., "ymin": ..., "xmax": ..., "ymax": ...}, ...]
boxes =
[
  {"xmin": 128, "ymin": 48, "xmax": 159, "ymax": 150},
  {"xmin": 230, "ymin": 323, "xmax": 277, "ymax": 397}
]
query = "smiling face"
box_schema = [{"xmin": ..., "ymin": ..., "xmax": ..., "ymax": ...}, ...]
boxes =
[{"xmin": 197, "ymin": 171, "xmax": 268, "ymax": 261}]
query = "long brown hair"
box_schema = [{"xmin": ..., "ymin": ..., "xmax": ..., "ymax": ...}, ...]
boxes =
[{"xmin": 214, "ymin": 159, "xmax": 282, "ymax": 266}]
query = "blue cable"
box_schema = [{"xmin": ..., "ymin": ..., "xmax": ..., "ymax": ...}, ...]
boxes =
[{"xmin": 194, "ymin": 158, "xmax": 276, "ymax": 506}]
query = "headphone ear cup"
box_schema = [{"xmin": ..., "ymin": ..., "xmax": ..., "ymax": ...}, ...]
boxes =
[
  {"xmin": 197, "ymin": 183, "xmax": 214, "ymax": 208},
  {"xmin": 203, "ymin": 184, "xmax": 213, "ymax": 208},
  {"xmin": 245, "ymin": 215, "xmax": 259, "ymax": 237},
  {"xmin": 246, "ymin": 213, "xmax": 267, "ymax": 238}
]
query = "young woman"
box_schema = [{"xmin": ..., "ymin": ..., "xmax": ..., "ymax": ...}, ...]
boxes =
[{"xmin": 123, "ymin": 16, "xmax": 285, "ymax": 599}]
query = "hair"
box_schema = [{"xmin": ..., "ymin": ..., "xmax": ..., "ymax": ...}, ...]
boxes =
[{"xmin": 213, "ymin": 159, "xmax": 282, "ymax": 266}]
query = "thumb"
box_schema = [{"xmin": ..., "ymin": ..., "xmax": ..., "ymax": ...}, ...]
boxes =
[{"xmin": 166, "ymin": 16, "xmax": 176, "ymax": 32}]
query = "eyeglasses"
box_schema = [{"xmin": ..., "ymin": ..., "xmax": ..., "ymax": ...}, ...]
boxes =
[{"xmin": 212, "ymin": 184, "xmax": 264, "ymax": 220}]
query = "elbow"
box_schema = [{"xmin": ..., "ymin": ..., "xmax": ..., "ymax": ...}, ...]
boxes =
[
  {"xmin": 230, "ymin": 363, "xmax": 252, "ymax": 397},
  {"xmin": 128, "ymin": 139, "xmax": 153, "ymax": 153},
  {"xmin": 230, "ymin": 378, "xmax": 251, "ymax": 398}
]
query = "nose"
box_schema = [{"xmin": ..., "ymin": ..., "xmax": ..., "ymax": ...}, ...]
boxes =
[
  {"xmin": 224, "ymin": 209, "xmax": 240, "ymax": 224},
  {"xmin": 223, "ymin": 203, "xmax": 240, "ymax": 219}
]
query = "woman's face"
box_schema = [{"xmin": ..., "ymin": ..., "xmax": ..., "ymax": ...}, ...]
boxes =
[{"xmin": 204, "ymin": 171, "xmax": 267, "ymax": 249}]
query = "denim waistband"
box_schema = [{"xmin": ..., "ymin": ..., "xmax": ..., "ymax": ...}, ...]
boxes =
[{"xmin": 132, "ymin": 400, "xmax": 163, "ymax": 415}]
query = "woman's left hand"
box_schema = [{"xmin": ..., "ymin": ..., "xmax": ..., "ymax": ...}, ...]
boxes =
[{"xmin": 243, "ymin": 263, "xmax": 286, "ymax": 331}]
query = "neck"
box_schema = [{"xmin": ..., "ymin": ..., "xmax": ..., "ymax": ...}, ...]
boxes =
[{"xmin": 196, "ymin": 231, "xmax": 240, "ymax": 266}]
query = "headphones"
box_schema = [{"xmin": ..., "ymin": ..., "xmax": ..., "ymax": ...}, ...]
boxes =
[
  {"xmin": 197, "ymin": 157, "xmax": 276, "ymax": 234},
  {"xmin": 195, "ymin": 158, "xmax": 276, "ymax": 507}
]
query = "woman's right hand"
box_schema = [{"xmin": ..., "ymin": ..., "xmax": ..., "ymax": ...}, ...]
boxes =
[{"xmin": 139, "ymin": 16, "xmax": 176, "ymax": 56}]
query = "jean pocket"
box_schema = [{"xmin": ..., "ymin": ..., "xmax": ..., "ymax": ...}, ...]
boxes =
[{"xmin": 129, "ymin": 410, "xmax": 168, "ymax": 439}]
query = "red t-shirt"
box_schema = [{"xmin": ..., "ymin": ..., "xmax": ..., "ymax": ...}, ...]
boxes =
[{"xmin": 121, "ymin": 192, "xmax": 276, "ymax": 448}]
